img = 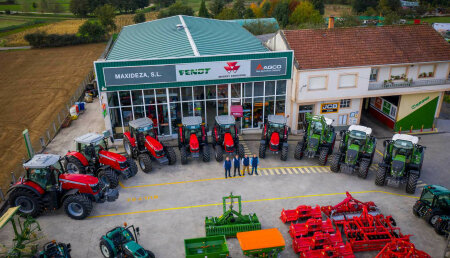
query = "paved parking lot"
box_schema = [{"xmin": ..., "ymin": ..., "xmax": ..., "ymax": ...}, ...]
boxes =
[{"xmin": 1, "ymin": 100, "xmax": 449, "ymax": 257}]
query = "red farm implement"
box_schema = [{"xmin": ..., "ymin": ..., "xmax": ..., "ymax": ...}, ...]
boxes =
[
  {"xmin": 289, "ymin": 218, "xmax": 334, "ymax": 239},
  {"xmin": 292, "ymin": 230, "xmax": 345, "ymax": 254},
  {"xmin": 299, "ymin": 243, "xmax": 355, "ymax": 258},
  {"xmin": 321, "ymin": 192, "xmax": 379, "ymax": 224},
  {"xmin": 280, "ymin": 205, "xmax": 322, "ymax": 223},
  {"xmin": 375, "ymin": 240, "xmax": 431, "ymax": 258}
]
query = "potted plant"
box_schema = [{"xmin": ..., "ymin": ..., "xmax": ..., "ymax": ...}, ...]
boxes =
[{"xmin": 428, "ymin": 72, "xmax": 433, "ymax": 77}]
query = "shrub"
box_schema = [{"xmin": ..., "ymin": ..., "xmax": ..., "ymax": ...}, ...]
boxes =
[
  {"xmin": 158, "ymin": 2, "xmax": 194, "ymax": 18},
  {"xmin": 25, "ymin": 29, "xmax": 106, "ymax": 48},
  {"xmin": 133, "ymin": 12, "xmax": 146, "ymax": 23},
  {"xmin": 242, "ymin": 20, "xmax": 278, "ymax": 35},
  {"xmin": 78, "ymin": 20, "xmax": 106, "ymax": 41}
]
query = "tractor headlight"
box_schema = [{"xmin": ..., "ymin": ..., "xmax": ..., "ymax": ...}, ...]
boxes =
[{"xmin": 90, "ymin": 183, "xmax": 99, "ymax": 192}]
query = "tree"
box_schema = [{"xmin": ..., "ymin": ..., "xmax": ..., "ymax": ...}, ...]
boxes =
[
  {"xmin": 383, "ymin": 11, "xmax": 400, "ymax": 25},
  {"xmin": 272, "ymin": 1, "xmax": 289, "ymax": 27},
  {"xmin": 32, "ymin": 2, "xmax": 37, "ymax": 9},
  {"xmin": 198, "ymin": 0, "xmax": 209, "ymax": 17},
  {"xmin": 39, "ymin": 0, "xmax": 49, "ymax": 13},
  {"xmin": 215, "ymin": 7, "xmax": 238, "ymax": 19},
  {"xmin": 209, "ymin": 0, "xmax": 224, "ymax": 17},
  {"xmin": 158, "ymin": 0, "xmax": 175, "ymax": 8},
  {"xmin": 48, "ymin": 0, "xmax": 63, "ymax": 13},
  {"xmin": 378, "ymin": 0, "xmax": 401, "ymax": 14},
  {"xmin": 289, "ymin": 1, "xmax": 323, "ymax": 25},
  {"xmin": 243, "ymin": 7, "xmax": 255, "ymax": 18},
  {"xmin": 261, "ymin": 1, "xmax": 271, "ymax": 16},
  {"xmin": 70, "ymin": 0, "xmax": 90, "ymax": 17},
  {"xmin": 233, "ymin": 0, "xmax": 245, "ymax": 17},
  {"xmin": 95, "ymin": 4, "xmax": 117, "ymax": 31},
  {"xmin": 311, "ymin": 0, "xmax": 324, "ymax": 14},
  {"xmin": 158, "ymin": 2, "xmax": 194, "ymax": 18},
  {"xmin": 134, "ymin": 12, "xmax": 146, "ymax": 23},
  {"xmin": 135, "ymin": 0, "xmax": 149, "ymax": 9},
  {"xmin": 78, "ymin": 20, "xmax": 106, "ymax": 41},
  {"xmin": 352, "ymin": 0, "xmax": 378, "ymax": 13},
  {"xmin": 243, "ymin": 20, "xmax": 278, "ymax": 35}
]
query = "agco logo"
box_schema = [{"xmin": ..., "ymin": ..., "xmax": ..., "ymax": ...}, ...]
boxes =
[
  {"xmin": 256, "ymin": 64, "xmax": 282, "ymax": 72},
  {"xmin": 224, "ymin": 62, "xmax": 240, "ymax": 73}
]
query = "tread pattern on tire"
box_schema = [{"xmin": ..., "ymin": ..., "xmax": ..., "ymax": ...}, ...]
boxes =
[
  {"xmin": 98, "ymin": 168, "xmax": 119, "ymax": 189},
  {"xmin": 280, "ymin": 146, "xmax": 288, "ymax": 161},
  {"xmin": 166, "ymin": 146, "xmax": 177, "ymax": 165},
  {"xmin": 318, "ymin": 147, "xmax": 329, "ymax": 165},
  {"xmin": 259, "ymin": 144, "xmax": 266, "ymax": 159},
  {"xmin": 434, "ymin": 218, "xmax": 447, "ymax": 235},
  {"xmin": 139, "ymin": 154, "xmax": 152, "ymax": 173},
  {"xmin": 66, "ymin": 156, "xmax": 86, "ymax": 174},
  {"xmin": 330, "ymin": 154, "xmax": 341, "ymax": 173},
  {"xmin": 358, "ymin": 159, "xmax": 370, "ymax": 179},
  {"xmin": 406, "ymin": 172, "xmax": 418, "ymax": 194},
  {"xmin": 294, "ymin": 141, "xmax": 304, "ymax": 160},
  {"xmin": 99, "ymin": 239, "xmax": 114, "ymax": 258},
  {"xmin": 180, "ymin": 147, "xmax": 188, "ymax": 165},
  {"xmin": 375, "ymin": 166, "xmax": 386, "ymax": 186},
  {"xmin": 123, "ymin": 138, "xmax": 133, "ymax": 158},
  {"xmin": 202, "ymin": 145, "xmax": 211, "ymax": 162},
  {"xmin": 127, "ymin": 157, "xmax": 138, "ymax": 177},
  {"xmin": 215, "ymin": 145, "xmax": 223, "ymax": 162},
  {"xmin": 63, "ymin": 194, "xmax": 93, "ymax": 220},
  {"xmin": 9, "ymin": 188, "xmax": 44, "ymax": 218}
]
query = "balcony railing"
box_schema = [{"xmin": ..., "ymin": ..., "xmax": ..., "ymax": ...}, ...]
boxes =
[{"xmin": 369, "ymin": 78, "xmax": 450, "ymax": 90}]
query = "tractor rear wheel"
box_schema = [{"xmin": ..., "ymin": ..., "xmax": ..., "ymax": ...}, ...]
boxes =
[
  {"xmin": 180, "ymin": 147, "xmax": 188, "ymax": 164},
  {"xmin": 98, "ymin": 168, "xmax": 119, "ymax": 189},
  {"xmin": 238, "ymin": 144, "xmax": 245, "ymax": 158},
  {"xmin": 63, "ymin": 194, "xmax": 93, "ymax": 220},
  {"xmin": 375, "ymin": 166, "xmax": 387, "ymax": 186},
  {"xmin": 127, "ymin": 158, "xmax": 138, "ymax": 177},
  {"xmin": 138, "ymin": 154, "xmax": 152, "ymax": 173},
  {"xmin": 280, "ymin": 145, "xmax": 288, "ymax": 161},
  {"xmin": 215, "ymin": 145, "xmax": 223, "ymax": 162},
  {"xmin": 66, "ymin": 156, "xmax": 86, "ymax": 174},
  {"xmin": 9, "ymin": 188, "xmax": 43, "ymax": 217},
  {"xmin": 358, "ymin": 159, "xmax": 370, "ymax": 179},
  {"xmin": 294, "ymin": 141, "xmax": 304, "ymax": 160},
  {"xmin": 330, "ymin": 154, "xmax": 341, "ymax": 173},
  {"xmin": 123, "ymin": 138, "xmax": 133, "ymax": 158},
  {"xmin": 202, "ymin": 145, "xmax": 211, "ymax": 162},
  {"xmin": 318, "ymin": 147, "xmax": 329, "ymax": 165},
  {"xmin": 166, "ymin": 146, "xmax": 177, "ymax": 165},
  {"xmin": 406, "ymin": 172, "xmax": 418, "ymax": 194},
  {"xmin": 145, "ymin": 250, "xmax": 156, "ymax": 258},
  {"xmin": 99, "ymin": 239, "xmax": 114, "ymax": 258},
  {"xmin": 259, "ymin": 144, "xmax": 266, "ymax": 159}
]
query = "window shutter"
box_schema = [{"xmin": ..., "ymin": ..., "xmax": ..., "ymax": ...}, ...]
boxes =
[
  {"xmin": 419, "ymin": 65, "xmax": 434, "ymax": 74},
  {"xmin": 391, "ymin": 67, "xmax": 407, "ymax": 77},
  {"xmin": 339, "ymin": 74, "xmax": 356, "ymax": 88},
  {"xmin": 309, "ymin": 76, "xmax": 327, "ymax": 90}
]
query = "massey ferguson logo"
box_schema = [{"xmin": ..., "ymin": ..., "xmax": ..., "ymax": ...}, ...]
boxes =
[{"xmin": 224, "ymin": 62, "xmax": 240, "ymax": 73}]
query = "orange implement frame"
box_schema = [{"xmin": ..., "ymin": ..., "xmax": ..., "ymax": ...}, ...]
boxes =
[{"xmin": 237, "ymin": 228, "xmax": 285, "ymax": 253}]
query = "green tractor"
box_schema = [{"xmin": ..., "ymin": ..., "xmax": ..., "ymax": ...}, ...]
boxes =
[
  {"xmin": 375, "ymin": 134, "xmax": 425, "ymax": 194},
  {"xmin": 99, "ymin": 223, "xmax": 155, "ymax": 258},
  {"xmin": 35, "ymin": 241, "xmax": 72, "ymax": 258},
  {"xmin": 330, "ymin": 125, "xmax": 376, "ymax": 179},
  {"xmin": 294, "ymin": 114, "xmax": 336, "ymax": 165},
  {"xmin": 413, "ymin": 185, "xmax": 449, "ymax": 235}
]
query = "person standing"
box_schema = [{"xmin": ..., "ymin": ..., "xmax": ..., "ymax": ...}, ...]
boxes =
[
  {"xmin": 233, "ymin": 154, "xmax": 241, "ymax": 177},
  {"xmin": 242, "ymin": 154, "xmax": 250, "ymax": 176},
  {"xmin": 223, "ymin": 156, "xmax": 232, "ymax": 178},
  {"xmin": 250, "ymin": 154, "xmax": 259, "ymax": 175}
]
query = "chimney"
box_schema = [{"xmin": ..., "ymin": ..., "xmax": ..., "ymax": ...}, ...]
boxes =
[{"xmin": 328, "ymin": 16, "xmax": 335, "ymax": 29}]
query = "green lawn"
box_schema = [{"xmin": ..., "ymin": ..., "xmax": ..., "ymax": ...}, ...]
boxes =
[
  {"xmin": 418, "ymin": 16, "xmax": 450, "ymax": 23},
  {"xmin": 0, "ymin": 17, "xmax": 27, "ymax": 28},
  {"xmin": 0, "ymin": 0, "xmax": 70, "ymax": 12}
]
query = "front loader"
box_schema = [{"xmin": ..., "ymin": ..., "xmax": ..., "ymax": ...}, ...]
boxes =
[{"xmin": 259, "ymin": 115, "xmax": 290, "ymax": 161}]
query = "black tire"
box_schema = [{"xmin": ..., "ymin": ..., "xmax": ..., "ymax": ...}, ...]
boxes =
[
  {"xmin": 166, "ymin": 146, "xmax": 177, "ymax": 165},
  {"xmin": 318, "ymin": 147, "xmax": 329, "ymax": 165},
  {"xmin": 8, "ymin": 188, "xmax": 43, "ymax": 218},
  {"xmin": 127, "ymin": 157, "xmax": 138, "ymax": 177},
  {"xmin": 294, "ymin": 141, "xmax": 304, "ymax": 160},
  {"xmin": 280, "ymin": 145, "xmax": 288, "ymax": 161},
  {"xmin": 375, "ymin": 166, "xmax": 387, "ymax": 186},
  {"xmin": 406, "ymin": 172, "xmax": 418, "ymax": 194},
  {"xmin": 238, "ymin": 144, "xmax": 245, "ymax": 158},
  {"xmin": 434, "ymin": 218, "xmax": 447, "ymax": 235},
  {"xmin": 330, "ymin": 154, "xmax": 341, "ymax": 173},
  {"xmin": 99, "ymin": 239, "xmax": 114, "ymax": 258},
  {"xmin": 180, "ymin": 147, "xmax": 188, "ymax": 165},
  {"xmin": 425, "ymin": 212, "xmax": 441, "ymax": 226},
  {"xmin": 123, "ymin": 138, "xmax": 133, "ymax": 158},
  {"xmin": 259, "ymin": 144, "xmax": 266, "ymax": 159},
  {"xmin": 146, "ymin": 250, "xmax": 156, "ymax": 258},
  {"xmin": 358, "ymin": 159, "xmax": 370, "ymax": 179},
  {"xmin": 97, "ymin": 168, "xmax": 119, "ymax": 189},
  {"xmin": 202, "ymin": 145, "xmax": 211, "ymax": 162},
  {"xmin": 63, "ymin": 194, "xmax": 93, "ymax": 220},
  {"xmin": 215, "ymin": 145, "xmax": 223, "ymax": 162},
  {"xmin": 138, "ymin": 154, "xmax": 152, "ymax": 173},
  {"xmin": 65, "ymin": 156, "xmax": 86, "ymax": 174}
]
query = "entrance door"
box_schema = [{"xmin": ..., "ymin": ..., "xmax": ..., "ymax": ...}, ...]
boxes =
[
  {"xmin": 338, "ymin": 114, "xmax": 348, "ymax": 125},
  {"xmin": 298, "ymin": 105, "xmax": 314, "ymax": 130}
]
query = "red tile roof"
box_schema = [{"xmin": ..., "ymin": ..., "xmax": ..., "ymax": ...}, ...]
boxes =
[{"xmin": 282, "ymin": 24, "xmax": 450, "ymax": 70}]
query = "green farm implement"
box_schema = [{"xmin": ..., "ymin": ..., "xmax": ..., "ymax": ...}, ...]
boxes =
[
  {"xmin": 205, "ymin": 193, "xmax": 261, "ymax": 237},
  {"xmin": 413, "ymin": 185, "xmax": 449, "ymax": 235},
  {"xmin": 184, "ymin": 235, "xmax": 229, "ymax": 258}
]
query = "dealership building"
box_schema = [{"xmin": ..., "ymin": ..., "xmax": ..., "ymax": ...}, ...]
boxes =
[{"xmin": 95, "ymin": 15, "xmax": 293, "ymax": 139}]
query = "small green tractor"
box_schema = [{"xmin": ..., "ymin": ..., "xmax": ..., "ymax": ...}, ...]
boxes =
[
  {"xmin": 330, "ymin": 125, "xmax": 376, "ymax": 179},
  {"xmin": 35, "ymin": 241, "xmax": 72, "ymax": 258},
  {"xmin": 413, "ymin": 185, "xmax": 449, "ymax": 235},
  {"xmin": 375, "ymin": 134, "xmax": 425, "ymax": 194},
  {"xmin": 100, "ymin": 223, "xmax": 155, "ymax": 258},
  {"xmin": 294, "ymin": 114, "xmax": 336, "ymax": 165}
]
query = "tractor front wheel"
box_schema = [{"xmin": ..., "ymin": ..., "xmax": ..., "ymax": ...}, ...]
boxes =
[
  {"xmin": 202, "ymin": 145, "xmax": 211, "ymax": 162},
  {"xmin": 138, "ymin": 154, "xmax": 152, "ymax": 173},
  {"xmin": 166, "ymin": 146, "xmax": 177, "ymax": 165},
  {"xmin": 145, "ymin": 250, "xmax": 156, "ymax": 258},
  {"xmin": 425, "ymin": 213, "xmax": 442, "ymax": 227},
  {"xmin": 434, "ymin": 218, "xmax": 447, "ymax": 235},
  {"xmin": 330, "ymin": 154, "xmax": 341, "ymax": 173},
  {"xmin": 180, "ymin": 147, "xmax": 188, "ymax": 164},
  {"xmin": 66, "ymin": 156, "xmax": 86, "ymax": 174},
  {"xmin": 9, "ymin": 188, "xmax": 43, "ymax": 218},
  {"xmin": 238, "ymin": 144, "xmax": 245, "ymax": 158},
  {"xmin": 259, "ymin": 144, "xmax": 266, "ymax": 159},
  {"xmin": 63, "ymin": 194, "xmax": 93, "ymax": 220},
  {"xmin": 123, "ymin": 138, "xmax": 133, "ymax": 158},
  {"xmin": 318, "ymin": 147, "xmax": 329, "ymax": 165},
  {"xmin": 215, "ymin": 145, "xmax": 223, "ymax": 162},
  {"xmin": 406, "ymin": 172, "xmax": 418, "ymax": 194},
  {"xmin": 358, "ymin": 159, "xmax": 370, "ymax": 179},
  {"xmin": 294, "ymin": 141, "xmax": 304, "ymax": 160},
  {"xmin": 98, "ymin": 168, "xmax": 119, "ymax": 189},
  {"xmin": 99, "ymin": 239, "xmax": 114, "ymax": 258},
  {"xmin": 375, "ymin": 166, "xmax": 387, "ymax": 186},
  {"xmin": 280, "ymin": 145, "xmax": 288, "ymax": 161},
  {"xmin": 127, "ymin": 157, "xmax": 138, "ymax": 177}
]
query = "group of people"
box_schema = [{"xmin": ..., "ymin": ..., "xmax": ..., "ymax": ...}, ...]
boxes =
[{"xmin": 223, "ymin": 154, "xmax": 259, "ymax": 179}]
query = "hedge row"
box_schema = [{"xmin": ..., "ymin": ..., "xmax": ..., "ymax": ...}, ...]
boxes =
[{"xmin": 24, "ymin": 32, "xmax": 105, "ymax": 48}]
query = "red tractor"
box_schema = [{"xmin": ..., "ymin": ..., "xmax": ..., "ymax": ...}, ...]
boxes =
[
  {"xmin": 123, "ymin": 117, "xmax": 176, "ymax": 173},
  {"xmin": 65, "ymin": 133, "xmax": 137, "ymax": 189},
  {"xmin": 177, "ymin": 116, "xmax": 210, "ymax": 164},
  {"xmin": 7, "ymin": 154, "xmax": 119, "ymax": 220},
  {"xmin": 211, "ymin": 115, "xmax": 244, "ymax": 162},
  {"xmin": 259, "ymin": 115, "xmax": 289, "ymax": 161}
]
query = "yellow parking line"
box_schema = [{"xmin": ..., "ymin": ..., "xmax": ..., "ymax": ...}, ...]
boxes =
[
  {"xmin": 288, "ymin": 169, "xmax": 293, "ymax": 175},
  {"xmin": 259, "ymin": 166, "xmax": 330, "ymax": 170},
  {"xmin": 88, "ymin": 190, "xmax": 418, "ymax": 219},
  {"xmin": 293, "ymin": 168, "xmax": 299, "ymax": 174},
  {"xmin": 281, "ymin": 168, "xmax": 287, "ymax": 175},
  {"xmin": 376, "ymin": 149, "xmax": 384, "ymax": 157},
  {"xmin": 275, "ymin": 169, "xmax": 281, "ymax": 175},
  {"xmin": 119, "ymin": 176, "xmax": 244, "ymax": 189}
]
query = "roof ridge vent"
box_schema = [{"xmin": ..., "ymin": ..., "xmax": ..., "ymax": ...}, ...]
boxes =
[{"xmin": 176, "ymin": 24, "xmax": 184, "ymax": 30}]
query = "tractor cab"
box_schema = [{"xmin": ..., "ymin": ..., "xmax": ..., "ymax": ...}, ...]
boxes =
[
  {"xmin": 23, "ymin": 154, "xmax": 62, "ymax": 190},
  {"xmin": 214, "ymin": 115, "xmax": 238, "ymax": 152},
  {"xmin": 128, "ymin": 117, "xmax": 158, "ymax": 151},
  {"xmin": 308, "ymin": 115, "xmax": 333, "ymax": 139},
  {"xmin": 259, "ymin": 115, "xmax": 289, "ymax": 160},
  {"xmin": 181, "ymin": 116, "xmax": 204, "ymax": 155},
  {"xmin": 413, "ymin": 185, "xmax": 450, "ymax": 234},
  {"xmin": 347, "ymin": 125, "xmax": 371, "ymax": 148},
  {"xmin": 74, "ymin": 133, "xmax": 109, "ymax": 161},
  {"xmin": 390, "ymin": 134, "xmax": 418, "ymax": 176}
]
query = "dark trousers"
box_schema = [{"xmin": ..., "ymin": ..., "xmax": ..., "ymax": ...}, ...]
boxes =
[
  {"xmin": 251, "ymin": 166, "xmax": 258, "ymax": 175},
  {"xmin": 225, "ymin": 168, "xmax": 231, "ymax": 178},
  {"xmin": 234, "ymin": 166, "xmax": 241, "ymax": 176}
]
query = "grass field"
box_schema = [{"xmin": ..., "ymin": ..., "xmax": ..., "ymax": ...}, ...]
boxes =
[
  {"xmin": 0, "ymin": 0, "xmax": 70, "ymax": 12},
  {"xmin": 416, "ymin": 16, "xmax": 450, "ymax": 23},
  {"xmin": 0, "ymin": 17, "xmax": 27, "ymax": 28}
]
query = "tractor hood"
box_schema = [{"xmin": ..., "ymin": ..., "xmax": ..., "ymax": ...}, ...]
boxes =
[
  {"xmin": 124, "ymin": 241, "xmax": 148, "ymax": 257},
  {"xmin": 145, "ymin": 135, "xmax": 163, "ymax": 151},
  {"xmin": 60, "ymin": 173, "xmax": 98, "ymax": 186},
  {"xmin": 224, "ymin": 132, "xmax": 234, "ymax": 147},
  {"xmin": 99, "ymin": 150, "xmax": 127, "ymax": 163},
  {"xmin": 189, "ymin": 134, "xmax": 199, "ymax": 151},
  {"xmin": 345, "ymin": 144, "xmax": 360, "ymax": 164},
  {"xmin": 270, "ymin": 132, "xmax": 280, "ymax": 146},
  {"xmin": 391, "ymin": 155, "xmax": 406, "ymax": 177},
  {"xmin": 307, "ymin": 135, "xmax": 320, "ymax": 151}
]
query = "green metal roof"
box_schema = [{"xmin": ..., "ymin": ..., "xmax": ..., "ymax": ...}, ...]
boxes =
[{"xmin": 106, "ymin": 15, "xmax": 268, "ymax": 61}]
